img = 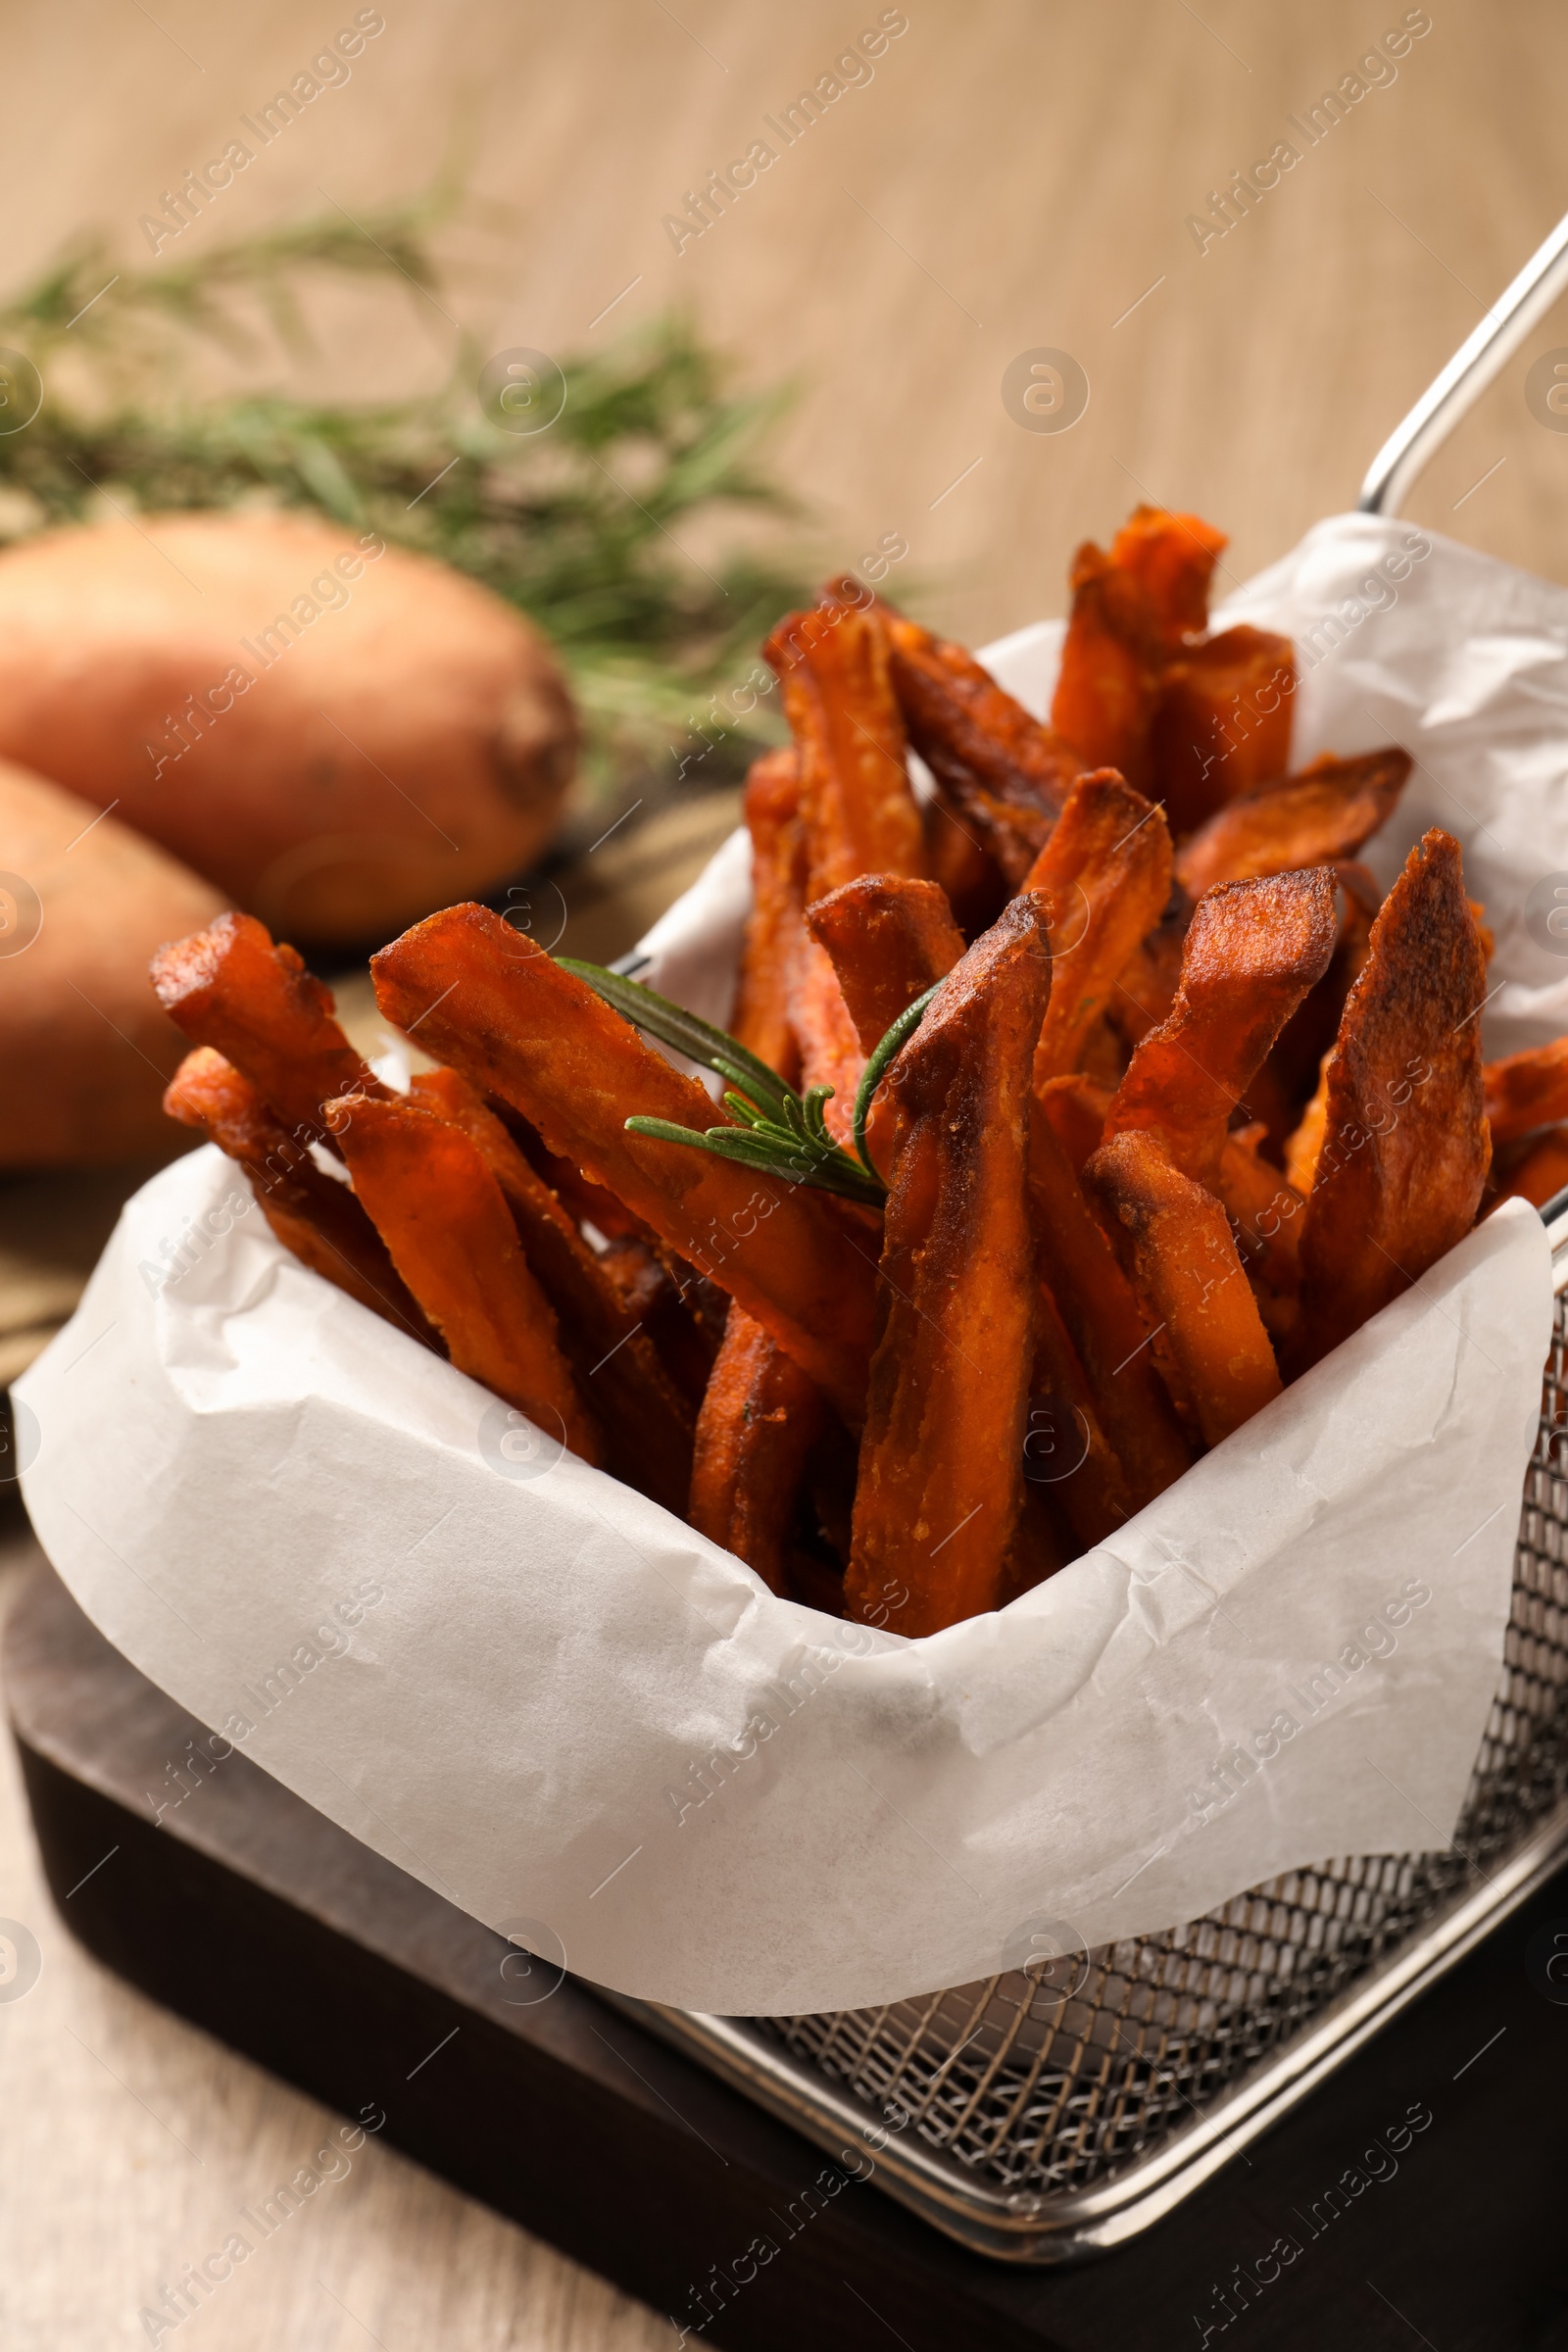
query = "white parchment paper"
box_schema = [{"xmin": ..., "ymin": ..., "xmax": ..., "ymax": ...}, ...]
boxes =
[{"xmin": 16, "ymin": 514, "xmax": 1558, "ymax": 2015}]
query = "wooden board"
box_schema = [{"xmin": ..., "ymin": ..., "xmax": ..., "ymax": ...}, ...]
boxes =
[{"xmin": 8, "ymin": 1554, "xmax": 1568, "ymax": 2352}]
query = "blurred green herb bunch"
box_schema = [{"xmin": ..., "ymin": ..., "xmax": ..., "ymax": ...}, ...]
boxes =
[{"xmin": 0, "ymin": 186, "xmax": 809, "ymax": 797}]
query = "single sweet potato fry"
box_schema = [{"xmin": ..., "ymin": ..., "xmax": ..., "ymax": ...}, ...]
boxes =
[
  {"xmin": 729, "ymin": 747, "xmax": 806, "ymax": 1081},
  {"xmin": 1293, "ymin": 830, "xmax": 1491, "ymax": 1371},
  {"xmin": 840, "ymin": 581, "xmax": 1080, "ymax": 885},
  {"xmin": 1027, "ymin": 1097, "xmax": 1194, "ymax": 1505},
  {"xmin": 411, "ymin": 1067, "xmax": 694, "ymax": 1513},
  {"xmin": 370, "ymin": 906, "xmax": 879, "ymax": 1424},
  {"xmin": 1484, "ymin": 1035, "xmax": 1568, "ymax": 1148},
  {"xmin": 786, "ymin": 932, "xmax": 866, "ymax": 1148},
  {"xmin": 689, "ymin": 1301, "xmax": 829, "ymax": 1595},
  {"xmin": 1152, "ymin": 625, "xmax": 1296, "ymax": 834},
  {"xmin": 1085, "ymin": 1129, "xmax": 1283, "ymax": 1446},
  {"xmin": 1261, "ymin": 862, "xmax": 1381, "ymax": 1160},
  {"xmin": 1037, "ymin": 1072, "xmax": 1114, "ymax": 1173},
  {"xmin": 502, "ymin": 1112, "xmax": 652, "ymax": 1243},
  {"xmin": 1105, "ymin": 868, "xmax": 1339, "ymax": 1188},
  {"xmin": 1022, "ymin": 769, "xmax": 1172, "ymax": 1082},
  {"xmin": 1029, "ymin": 1280, "xmax": 1135, "ymax": 1548},
  {"xmin": 921, "ymin": 794, "xmax": 1009, "ymax": 935},
  {"xmin": 1051, "ymin": 508, "xmax": 1228, "ymax": 787},
  {"xmin": 164, "ymin": 1047, "xmax": 435, "ymax": 1344},
  {"xmin": 329, "ymin": 1089, "xmax": 604, "ymax": 1465},
  {"xmin": 805, "ymin": 874, "xmax": 966, "ymax": 1051},
  {"xmin": 1213, "ymin": 1122, "xmax": 1305, "ymax": 1345},
  {"xmin": 1109, "ymin": 507, "xmax": 1230, "ymax": 650},
  {"xmin": 1283, "ymin": 1057, "xmax": 1331, "ymax": 1195},
  {"xmin": 1174, "ymin": 750, "xmax": 1411, "ymax": 898},
  {"xmin": 152, "ymin": 909, "xmax": 385, "ymax": 1145},
  {"xmin": 1108, "ymin": 904, "xmax": 1189, "ymax": 1052},
  {"xmin": 1493, "ymin": 1128, "xmax": 1568, "ymax": 1210},
  {"xmin": 845, "ymin": 894, "xmax": 1052, "ymax": 1635},
  {"xmin": 762, "ymin": 599, "xmax": 925, "ymax": 899}
]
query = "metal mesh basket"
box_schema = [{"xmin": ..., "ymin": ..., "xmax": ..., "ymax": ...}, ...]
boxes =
[
  {"xmin": 608, "ymin": 1211, "xmax": 1568, "ymax": 2260},
  {"xmin": 608, "ymin": 223, "xmax": 1568, "ymax": 2260}
]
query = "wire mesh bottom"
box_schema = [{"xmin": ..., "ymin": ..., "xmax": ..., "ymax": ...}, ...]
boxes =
[{"xmin": 617, "ymin": 1268, "xmax": 1568, "ymax": 2258}]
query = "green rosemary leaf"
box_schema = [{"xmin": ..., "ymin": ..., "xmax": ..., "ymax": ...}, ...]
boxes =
[
  {"xmin": 851, "ymin": 982, "xmax": 943, "ymax": 1177},
  {"xmin": 561, "ymin": 957, "xmax": 795, "ymax": 1120},
  {"xmin": 623, "ymin": 1116, "xmax": 885, "ymax": 1205}
]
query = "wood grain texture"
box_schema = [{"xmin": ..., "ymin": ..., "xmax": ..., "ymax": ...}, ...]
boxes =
[
  {"xmin": 5, "ymin": 0, "xmax": 1568, "ymax": 649},
  {"xmin": 4, "ymin": 3, "xmax": 1568, "ymax": 2338}
]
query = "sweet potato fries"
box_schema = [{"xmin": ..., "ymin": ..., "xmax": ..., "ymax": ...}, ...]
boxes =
[{"xmin": 154, "ymin": 501, "xmax": 1518, "ymax": 1639}]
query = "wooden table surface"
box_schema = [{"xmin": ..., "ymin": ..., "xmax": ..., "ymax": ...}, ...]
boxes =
[{"xmin": 6, "ymin": 2, "xmax": 1568, "ymax": 2342}]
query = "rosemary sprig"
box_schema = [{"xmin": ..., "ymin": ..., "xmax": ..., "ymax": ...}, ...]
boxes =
[
  {"xmin": 0, "ymin": 187, "xmax": 809, "ymax": 795},
  {"xmin": 847, "ymin": 982, "xmax": 941, "ymax": 1177},
  {"xmin": 562, "ymin": 957, "xmax": 940, "ymax": 1206}
]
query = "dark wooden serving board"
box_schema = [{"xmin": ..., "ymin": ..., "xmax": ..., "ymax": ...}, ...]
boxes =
[{"xmin": 7, "ymin": 1557, "xmax": 1568, "ymax": 2352}]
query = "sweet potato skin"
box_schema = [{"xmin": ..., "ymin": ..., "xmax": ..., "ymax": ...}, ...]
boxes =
[
  {"xmin": 1293, "ymin": 830, "xmax": 1491, "ymax": 1370},
  {"xmin": 370, "ymin": 904, "xmax": 879, "ymax": 1423},
  {"xmin": 0, "ymin": 512, "xmax": 577, "ymax": 943},
  {"xmin": 0, "ymin": 759, "xmax": 228, "ymax": 1167},
  {"xmin": 846, "ymin": 894, "xmax": 1051, "ymax": 1635}
]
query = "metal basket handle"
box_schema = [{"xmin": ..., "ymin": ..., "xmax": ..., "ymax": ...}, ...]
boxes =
[{"xmin": 1359, "ymin": 207, "xmax": 1568, "ymax": 515}]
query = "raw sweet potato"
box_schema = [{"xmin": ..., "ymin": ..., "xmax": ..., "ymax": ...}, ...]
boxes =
[
  {"xmin": 369, "ymin": 905, "xmax": 879, "ymax": 1423},
  {"xmin": 0, "ymin": 759, "xmax": 227, "ymax": 1166},
  {"xmin": 0, "ymin": 512, "xmax": 577, "ymax": 943},
  {"xmin": 1293, "ymin": 831, "xmax": 1491, "ymax": 1370},
  {"xmin": 845, "ymin": 894, "xmax": 1051, "ymax": 1634}
]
